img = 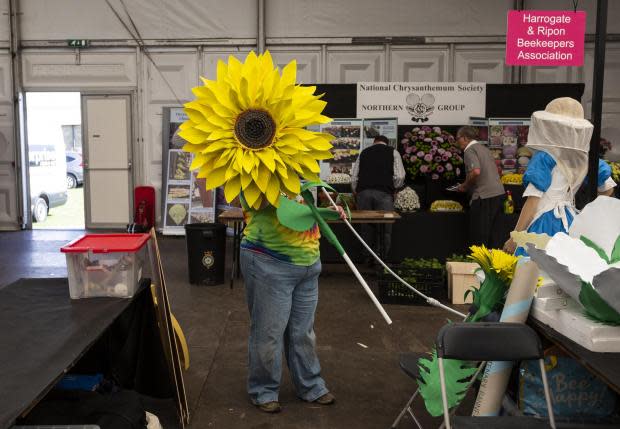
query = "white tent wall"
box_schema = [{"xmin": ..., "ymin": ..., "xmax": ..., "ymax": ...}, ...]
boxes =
[
  {"xmin": 0, "ymin": 0, "xmax": 8, "ymax": 44},
  {"xmin": 141, "ymin": 49, "xmax": 200, "ymax": 217},
  {"xmin": 266, "ymin": 0, "xmax": 620, "ymax": 38},
  {"xmin": 0, "ymin": 0, "xmax": 617, "ymax": 227},
  {"xmin": 19, "ymin": 0, "xmax": 257, "ymax": 41}
]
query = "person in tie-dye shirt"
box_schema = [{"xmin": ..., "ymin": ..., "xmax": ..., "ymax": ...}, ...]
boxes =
[{"xmin": 239, "ymin": 194, "xmax": 344, "ymax": 413}]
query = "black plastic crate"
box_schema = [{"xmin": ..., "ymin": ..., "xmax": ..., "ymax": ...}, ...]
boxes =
[{"xmin": 377, "ymin": 266, "xmax": 446, "ymax": 305}]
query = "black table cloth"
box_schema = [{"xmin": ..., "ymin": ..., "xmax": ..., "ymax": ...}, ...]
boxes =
[{"xmin": 0, "ymin": 278, "xmax": 172, "ymax": 429}]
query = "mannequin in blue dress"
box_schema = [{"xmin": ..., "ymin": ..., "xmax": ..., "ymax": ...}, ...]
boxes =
[{"xmin": 503, "ymin": 98, "xmax": 616, "ymax": 255}]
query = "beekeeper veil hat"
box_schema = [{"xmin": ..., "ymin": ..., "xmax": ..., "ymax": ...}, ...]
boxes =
[{"xmin": 526, "ymin": 97, "xmax": 593, "ymax": 196}]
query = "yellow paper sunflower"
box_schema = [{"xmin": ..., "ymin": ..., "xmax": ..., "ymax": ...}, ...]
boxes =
[{"xmin": 178, "ymin": 51, "xmax": 334, "ymax": 209}]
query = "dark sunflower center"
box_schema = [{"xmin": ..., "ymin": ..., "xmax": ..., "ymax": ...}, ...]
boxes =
[{"xmin": 234, "ymin": 109, "xmax": 276, "ymax": 150}]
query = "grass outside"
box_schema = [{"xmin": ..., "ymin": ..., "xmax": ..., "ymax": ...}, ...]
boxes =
[{"xmin": 35, "ymin": 187, "xmax": 85, "ymax": 229}]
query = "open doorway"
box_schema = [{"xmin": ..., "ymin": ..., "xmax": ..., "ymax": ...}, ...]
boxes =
[{"xmin": 25, "ymin": 92, "xmax": 85, "ymax": 229}]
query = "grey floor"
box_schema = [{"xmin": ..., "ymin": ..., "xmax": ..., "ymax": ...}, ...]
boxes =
[{"xmin": 0, "ymin": 229, "xmax": 470, "ymax": 429}]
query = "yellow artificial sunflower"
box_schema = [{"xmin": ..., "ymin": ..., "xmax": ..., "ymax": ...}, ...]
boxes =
[
  {"xmin": 468, "ymin": 245, "xmax": 492, "ymax": 273},
  {"xmin": 178, "ymin": 50, "xmax": 334, "ymax": 209},
  {"xmin": 489, "ymin": 249, "xmax": 519, "ymax": 283}
]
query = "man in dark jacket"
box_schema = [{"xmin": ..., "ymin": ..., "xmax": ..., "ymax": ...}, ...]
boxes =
[{"xmin": 351, "ymin": 135, "xmax": 405, "ymax": 263}]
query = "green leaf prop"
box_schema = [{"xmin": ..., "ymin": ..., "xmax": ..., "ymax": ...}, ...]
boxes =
[
  {"xmin": 579, "ymin": 282, "xmax": 620, "ymax": 325},
  {"xmin": 276, "ymin": 195, "xmax": 340, "ymax": 232},
  {"xmin": 580, "ymin": 235, "xmax": 610, "ymax": 264},
  {"xmin": 465, "ymin": 270, "xmax": 508, "ymax": 322},
  {"xmin": 418, "ymin": 348, "xmax": 477, "ymax": 417},
  {"xmin": 610, "ymin": 235, "xmax": 620, "ymax": 264}
]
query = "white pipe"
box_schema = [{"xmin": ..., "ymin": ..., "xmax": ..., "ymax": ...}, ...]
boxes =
[
  {"xmin": 321, "ymin": 188, "xmax": 467, "ymax": 319},
  {"xmin": 342, "ymin": 253, "xmax": 392, "ymax": 325}
]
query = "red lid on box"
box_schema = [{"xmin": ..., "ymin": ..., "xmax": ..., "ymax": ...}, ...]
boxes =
[{"xmin": 61, "ymin": 233, "xmax": 150, "ymax": 253}]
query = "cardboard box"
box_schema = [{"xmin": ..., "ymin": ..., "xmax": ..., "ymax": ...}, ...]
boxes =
[{"xmin": 446, "ymin": 261, "xmax": 480, "ymax": 304}]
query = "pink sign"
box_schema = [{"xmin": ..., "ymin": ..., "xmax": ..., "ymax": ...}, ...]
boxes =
[{"xmin": 506, "ymin": 10, "xmax": 586, "ymax": 66}]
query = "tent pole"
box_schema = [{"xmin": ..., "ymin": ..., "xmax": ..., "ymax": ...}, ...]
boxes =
[{"xmin": 587, "ymin": 0, "xmax": 608, "ymax": 202}]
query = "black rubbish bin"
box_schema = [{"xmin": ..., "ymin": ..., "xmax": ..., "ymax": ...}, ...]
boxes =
[{"xmin": 185, "ymin": 223, "xmax": 226, "ymax": 285}]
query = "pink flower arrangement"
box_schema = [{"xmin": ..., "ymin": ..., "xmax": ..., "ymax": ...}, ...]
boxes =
[{"xmin": 400, "ymin": 126, "xmax": 464, "ymax": 181}]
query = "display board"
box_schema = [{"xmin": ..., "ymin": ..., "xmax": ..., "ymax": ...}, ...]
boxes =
[
  {"xmin": 319, "ymin": 119, "xmax": 363, "ymax": 180},
  {"xmin": 362, "ymin": 117, "xmax": 398, "ymax": 150},
  {"xmin": 161, "ymin": 107, "xmax": 216, "ymax": 235},
  {"xmin": 357, "ymin": 82, "xmax": 486, "ymax": 125},
  {"xmin": 487, "ymin": 118, "xmax": 531, "ymax": 176},
  {"xmin": 469, "ymin": 117, "xmax": 490, "ymax": 146},
  {"xmin": 317, "ymin": 117, "xmax": 398, "ymax": 183}
]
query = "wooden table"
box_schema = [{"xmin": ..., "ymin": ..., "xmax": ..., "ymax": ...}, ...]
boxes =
[
  {"xmin": 218, "ymin": 209, "xmax": 401, "ymax": 286},
  {"xmin": 529, "ymin": 316, "xmax": 620, "ymax": 394}
]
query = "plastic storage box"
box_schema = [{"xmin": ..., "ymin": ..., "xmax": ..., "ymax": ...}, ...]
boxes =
[{"xmin": 61, "ymin": 234, "xmax": 150, "ymax": 299}]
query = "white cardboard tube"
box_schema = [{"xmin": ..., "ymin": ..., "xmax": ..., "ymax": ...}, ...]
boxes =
[
  {"xmin": 342, "ymin": 252, "xmax": 393, "ymax": 325},
  {"xmin": 321, "ymin": 188, "xmax": 466, "ymax": 319},
  {"xmin": 472, "ymin": 261, "xmax": 539, "ymax": 416}
]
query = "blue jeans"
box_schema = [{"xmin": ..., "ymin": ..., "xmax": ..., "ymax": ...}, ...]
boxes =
[{"xmin": 240, "ymin": 249, "xmax": 328, "ymax": 404}]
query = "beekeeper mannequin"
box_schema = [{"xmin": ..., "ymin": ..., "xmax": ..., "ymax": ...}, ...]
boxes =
[{"xmin": 503, "ymin": 97, "xmax": 616, "ymax": 255}]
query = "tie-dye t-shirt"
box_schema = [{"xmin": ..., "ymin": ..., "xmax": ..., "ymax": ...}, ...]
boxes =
[{"xmin": 240, "ymin": 196, "xmax": 321, "ymax": 266}]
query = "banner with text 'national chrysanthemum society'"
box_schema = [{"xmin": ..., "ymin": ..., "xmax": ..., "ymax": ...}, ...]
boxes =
[{"xmin": 357, "ymin": 82, "xmax": 486, "ymax": 125}]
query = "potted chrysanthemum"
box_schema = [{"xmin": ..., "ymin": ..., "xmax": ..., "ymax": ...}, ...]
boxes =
[
  {"xmin": 400, "ymin": 126, "xmax": 464, "ymax": 182},
  {"xmin": 400, "ymin": 126, "xmax": 465, "ymax": 207}
]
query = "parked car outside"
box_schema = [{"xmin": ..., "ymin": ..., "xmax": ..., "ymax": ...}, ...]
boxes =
[
  {"xmin": 66, "ymin": 151, "xmax": 84, "ymax": 188},
  {"xmin": 29, "ymin": 144, "xmax": 68, "ymax": 222}
]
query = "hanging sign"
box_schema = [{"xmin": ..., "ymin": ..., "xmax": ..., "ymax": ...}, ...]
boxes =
[
  {"xmin": 357, "ymin": 82, "xmax": 486, "ymax": 125},
  {"xmin": 506, "ymin": 10, "xmax": 586, "ymax": 66},
  {"xmin": 67, "ymin": 39, "xmax": 90, "ymax": 48}
]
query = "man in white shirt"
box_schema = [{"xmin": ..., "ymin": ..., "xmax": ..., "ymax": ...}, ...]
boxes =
[{"xmin": 351, "ymin": 135, "xmax": 406, "ymax": 264}]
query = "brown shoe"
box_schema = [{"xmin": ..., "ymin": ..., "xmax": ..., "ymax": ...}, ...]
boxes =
[
  {"xmin": 257, "ymin": 401, "xmax": 281, "ymax": 413},
  {"xmin": 314, "ymin": 392, "xmax": 335, "ymax": 405}
]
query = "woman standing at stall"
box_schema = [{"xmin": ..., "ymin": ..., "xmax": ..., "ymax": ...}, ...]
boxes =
[{"xmin": 503, "ymin": 97, "xmax": 616, "ymax": 255}]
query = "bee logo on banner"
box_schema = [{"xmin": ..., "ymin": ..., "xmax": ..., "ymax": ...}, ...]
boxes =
[{"xmin": 357, "ymin": 82, "xmax": 486, "ymax": 125}]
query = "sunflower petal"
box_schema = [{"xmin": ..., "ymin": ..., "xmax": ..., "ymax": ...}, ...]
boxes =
[
  {"xmin": 280, "ymin": 127, "xmax": 318, "ymax": 141},
  {"xmin": 224, "ymin": 165, "xmax": 240, "ymax": 180},
  {"xmin": 304, "ymin": 137, "xmax": 333, "ymax": 151},
  {"xmin": 178, "ymin": 127, "xmax": 208, "ymax": 145},
  {"xmin": 207, "ymin": 129, "xmax": 234, "ymax": 141},
  {"xmin": 205, "ymin": 110, "xmax": 233, "ymax": 129},
  {"xmin": 252, "ymin": 194, "xmax": 264, "ymax": 210},
  {"xmin": 266, "ymin": 174, "xmax": 280, "ymax": 206},
  {"xmin": 182, "ymin": 143, "xmax": 207, "ymax": 154},
  {"xmin": 256, "ymin": 164, "xmax": 271, "ymax": 193},
  {"xmin": 255, "ymin": 148, "xmax": 276, "ymax": 172},
  {"xmin": 204, "ymin": 166, "xmax": 228, "ymax": 190},
  {"xmin": 279, "ymin": 167, "xmax": 301, "ymax": 194},
  {"xmin": 216, "ymin": 59, "xmax": 228, "ymax": 81},
  {"xmin": 241, "ymin": 172, "xmax": 253, "ymax": 190},
  {"xmin": 297, "ymin": 154, "xmax": 321, "ymax": 173},
  {"xmin": 243, "ymin": 182, "xmax": 261, "ymax": 207},
  {"xmin": 227, "ymin": 56, "xmax": 243, "ymax": 89},
  {"xmin": 224, "ymin": 175, "xmax": 241, "ymax": 202},
  {"xmin": 280, "ymin": 60, "xmax": 297, "ymax": 89},
  {"xmin": 203, "ymin": 140, "xmax": 234, "ymax": 153},
  {"xmin": 242, "ymin": 151, "xmax": 255, "ymax": 173},
  {"xmin": 190, "ymin": 153, "xmax": 207, "ymax": 170},
  {"xmin": 211, "ymin": 102, "xmax": 236, "ymax": 118}
]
